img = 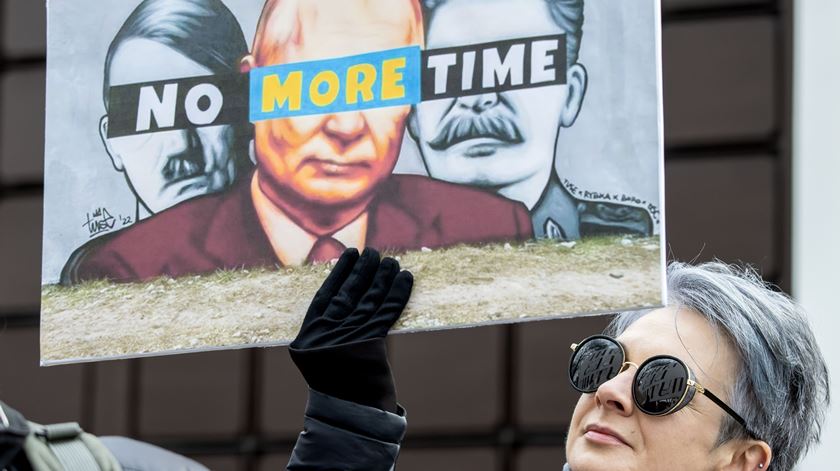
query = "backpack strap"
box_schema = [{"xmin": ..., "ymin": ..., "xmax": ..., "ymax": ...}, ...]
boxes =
[
  {"xmin": 23, "ymin": 422, "xmax": 123, "ymax": 471},
  {"xmin": 0, "ymin": 401, "xmax": 30, "ymax": 469}
]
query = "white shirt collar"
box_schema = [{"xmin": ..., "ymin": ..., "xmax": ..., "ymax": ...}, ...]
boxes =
[{"xmin": 251, "ymin": 172, "xmax": 367, "ymax": 265}]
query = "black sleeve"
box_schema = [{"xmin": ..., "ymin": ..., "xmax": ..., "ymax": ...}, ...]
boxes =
[{"xmin": 287, "ymin": 389, "xmax": 406, "ymax": 471}]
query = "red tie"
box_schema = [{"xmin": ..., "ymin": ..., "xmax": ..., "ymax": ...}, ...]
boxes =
[{"xmin": 306, "ymin": 236, "xmax": 347, "ymax": 264}]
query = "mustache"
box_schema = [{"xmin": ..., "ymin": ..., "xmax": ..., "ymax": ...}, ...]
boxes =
[
  {"xmin": 162, "ymin": 132, "xmax": 206, "ymax": 185},
  {"xmin": 427, "ymin": 109, "xmax": 524, "ymax": 151}
]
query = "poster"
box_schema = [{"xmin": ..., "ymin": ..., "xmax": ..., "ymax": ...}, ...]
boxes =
[{"xmin": 42, "ymin": 0, "xmax": 666, "ymax": 364}]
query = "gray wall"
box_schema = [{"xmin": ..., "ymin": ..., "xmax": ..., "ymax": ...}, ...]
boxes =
[{"xmin": 792, "ymin": 1, "xmax": 840, "ymax": 468}]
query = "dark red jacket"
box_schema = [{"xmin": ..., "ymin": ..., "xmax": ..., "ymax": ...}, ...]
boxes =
[{"xmin": 62, "ymin": 174, "xmax": 533, "ymax": 284}]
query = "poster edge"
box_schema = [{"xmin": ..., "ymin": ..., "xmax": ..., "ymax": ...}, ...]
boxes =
[
  {"xmin": 39, "ymin": 301, "xmax": 666, "ymax": 366},
  {"xmin": 38, "ymin": 0, "xmax": 670, "ymax": 366},
  {"xmin": 653, "ymin": 0, "xmax": 668, "ymax": 306}
]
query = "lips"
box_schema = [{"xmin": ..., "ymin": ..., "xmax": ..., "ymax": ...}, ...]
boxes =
[
  {"xmin": 583, "ymin": 423, "xmax": 631, "ymax": 447},
  {"xmin": 302, "ymin": 156, "xmax": 371, "ymax": 176}
]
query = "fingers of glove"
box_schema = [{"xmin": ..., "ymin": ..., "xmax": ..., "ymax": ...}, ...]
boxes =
[
  {"xmin": 292, "ymin": 320, "xmax": 358, "ymax": 348},
  {"xmin": 364, "ymin": 270, "xmax": 414, "ymax": 338},
  {"xmin": 301, "ymin": 248, "xmax": 359, "ymax": 328},
  {"xmin": 290, "ymin": 317, "xmax": 342, "ymax": 349},
  {"xmin": 323, "ymin": 247, "xmax": 381, "ymax": 320},
  {"xmin": 343, "ymin": 257, "xmax": 400, "ymax": 328}
]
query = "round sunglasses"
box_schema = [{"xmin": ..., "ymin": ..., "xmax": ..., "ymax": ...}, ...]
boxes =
[{"xmin": 568, "ymin": 335, "xmax": 758, "ymax": 439}]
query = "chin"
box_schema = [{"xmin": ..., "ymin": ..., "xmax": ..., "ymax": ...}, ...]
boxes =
[
  {"xmin": 567, "ymin": 446, "xmax": 636, "ymax": 471},
  {"xmin": 163, "ymin": 178, "xmax": 213, "ymax": 203},
  {"xmin": 430, "ymin": 158, "xmax": 531, "ymax": 188},
  {"xmin": 427, "ymin": 166, "xmax": 508, "ymax": 187},
  {"xmin": 298, "ymin": 185, "xmax": 371, "ymax": 207}
]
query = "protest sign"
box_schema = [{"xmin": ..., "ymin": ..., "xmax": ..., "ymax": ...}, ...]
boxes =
[{"xmin": 42, "ymin": 0, "xmax": 665, "ymax": 364}]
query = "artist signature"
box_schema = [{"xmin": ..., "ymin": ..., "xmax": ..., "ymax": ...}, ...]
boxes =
[
  {"xmin": 82, "ymin": 207, "xmax": 132, "ymax": 238},
  {"xmin": 563, "ymin": 178, "xmax": 661, "ymax": 224}
]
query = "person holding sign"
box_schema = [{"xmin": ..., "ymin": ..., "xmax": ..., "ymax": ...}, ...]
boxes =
[
  {"xmin": 562, "ymin": 264, "xmax": 829, "ymax": 471},
  {"xmin": 409, "ymin": 0, "xmax": 654, "ymax": 240},
  {"xmin": 62, "ymin": 0, "xmax": 532, "ymax": 284},
  {"xmin": 285, "ymin": 256, "xmax": 829, "ymax": 471}
]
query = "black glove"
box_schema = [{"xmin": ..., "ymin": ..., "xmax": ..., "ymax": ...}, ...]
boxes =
[{"xmin": 289, "ymin": 247, "xmax": 413, "ymax": 413}]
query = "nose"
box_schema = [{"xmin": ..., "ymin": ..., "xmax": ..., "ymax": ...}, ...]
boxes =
[
  {"xmin": 456, "ymin": 92, "xmax": 500, "ymax": 113},
  {"xmin": 323, "ymin": 112, "xmax": 367, "ymax": 152},
  {"xmin": 161, "ymin": 128, "xmax": 200, "ymax": 155},
  {"xmin": 593, "ymin": 365, "xmax": 636, "ymax": 416}
]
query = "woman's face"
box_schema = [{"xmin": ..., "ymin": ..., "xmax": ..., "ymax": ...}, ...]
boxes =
[{"xmin": 566, "ymin": 307, "xmax": 740, "ymax": 471}]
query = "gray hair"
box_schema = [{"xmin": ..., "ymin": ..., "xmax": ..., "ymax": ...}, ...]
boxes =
[
  {"xmin": 421, "ymin": 0, "xmax": 585, "ymax": 64},
  {"xmin": 606, "ymin": 261, "xmax": 830, "ymax": 471}
]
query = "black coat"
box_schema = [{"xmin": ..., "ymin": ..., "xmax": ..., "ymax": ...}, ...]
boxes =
[{"xmin": 287, "ymin": 389, "xmax": 406, "ymax": 470}]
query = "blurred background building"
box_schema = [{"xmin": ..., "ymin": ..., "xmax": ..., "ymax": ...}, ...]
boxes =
[{"xmin": 1, "ymin": 0, "xmax": 836, "ymax": 470}]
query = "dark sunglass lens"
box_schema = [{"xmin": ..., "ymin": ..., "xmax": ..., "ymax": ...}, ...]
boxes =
[
  {"xmin": 633, "ymin": 357, "xmax": 690, "ymax": 415},
  {"xmin": 570, "ymin": 337, "xmax": 624, "ymax": 392}
]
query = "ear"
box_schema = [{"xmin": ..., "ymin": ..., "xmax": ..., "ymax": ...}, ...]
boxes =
[
  {"xmin": 406, "ymin": 106, "xmax": 420, "ymax": 142},
  {"xmin": 240, "ymin": 54, "xmax": 257, "ymax": 73},
  {"xmin": 718, "ymin": 439, "xmax": 772, "ymax": 471},
  {"xmin": 559, "ymin": 62, "xmax": 588, "ymax": 128},
  {"xmin": 248, "ymin": 138, "xmax": 257, "ymax": 165},
  {"xmin": 99, "ymin": 115, "xmax": 124, "ymax": 172}
]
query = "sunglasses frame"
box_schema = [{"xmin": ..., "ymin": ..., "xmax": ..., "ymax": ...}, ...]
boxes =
[
  {"xmin": 569, "ymin": 335, "xmax": 758, "ymax": 439},
  {"xmin": 631, "ymin": 354, "xmax": 697, "ymax": 416}
]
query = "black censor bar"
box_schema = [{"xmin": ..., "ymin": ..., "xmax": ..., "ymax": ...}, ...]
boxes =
[
  {"xmin": 106, "ymin": 34, "xmax": 567, "ymax": 137},
  {"xmin": 420, "ymin": 34, "xmax": 567, "ymax": 101},
  {"xmin": 107, "ymin": 73, "xmax": 248, "ymax": 138}
]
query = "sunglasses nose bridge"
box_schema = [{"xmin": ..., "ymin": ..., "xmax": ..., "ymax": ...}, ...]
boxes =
[
  {"xmin": 591, "ymin": 364, "xmax": 638, "ymax": 416},
  {"xmin": 619, "ymin": 361, "xmax": 639, "ymax": 374}
]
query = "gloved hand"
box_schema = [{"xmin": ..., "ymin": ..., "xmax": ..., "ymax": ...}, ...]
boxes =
[{"xmin": 289, "ymin": 247, "xmax": 413, "ymax": 413}]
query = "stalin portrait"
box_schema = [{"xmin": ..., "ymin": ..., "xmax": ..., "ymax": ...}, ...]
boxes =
[{"xmin": 409, "ymin": 0, "xmax": 654, "ymax": 241}]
